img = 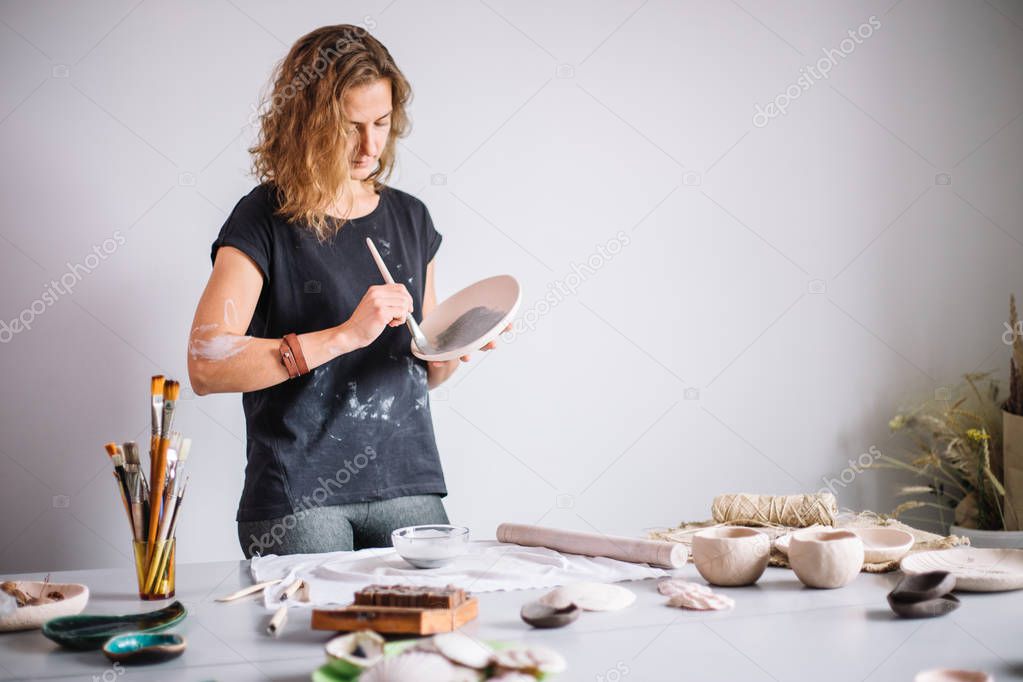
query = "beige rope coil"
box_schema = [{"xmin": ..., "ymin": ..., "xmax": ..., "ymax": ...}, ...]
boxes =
[{"xmin": 711, "ymin": 493, "xmax": 838, "ymax": 527}]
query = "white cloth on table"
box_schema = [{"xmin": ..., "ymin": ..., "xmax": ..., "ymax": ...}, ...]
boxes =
[{"xmin": 249, "ymin": 540, "xmax": 670, "ymax": 610}]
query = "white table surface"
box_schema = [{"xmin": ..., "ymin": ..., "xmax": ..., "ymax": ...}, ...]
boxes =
[{"xmin": 1, "ymin": 558, "xmax": 1021, "ymax": 681}]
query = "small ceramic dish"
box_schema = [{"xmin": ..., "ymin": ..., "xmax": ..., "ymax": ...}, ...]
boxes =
[
  {"xmin": 411, "ymin": 275, "xmax": 520, "ymax": 362},
  {"xmin": 102, "ymin": 632, "xmax": 185, "ymax": 664},
  {"xmin": 520, "ymin": 601, "xmax": 580, "ymax": 629},
  {"xmin": 0, "ymin": 582, "xmax": 89, "ymax": 632},
  {"xmin": 788, "ymin": 529, "xmax": 864, "ymax": 589},
  {"xmin": 914, "ymin": 669, "xmax": 992, "ymax": 682},
  {"xmin": 890, "ymin": 571, "xmax": 956, "ymax": 602},
  {"xmin": 692, "ymin": 527, "xmax": 771, "ymax": 587},
  {"xmin": 392, "ymin": 525, "xmax": 470, "ymax": 568},
  {"xmin": 853, "ymin": 527, "xmax": 915, "ymax": 563},
  {"xmin": 887, "ymin": 592, "xmax": 960, "ymax": 619}
]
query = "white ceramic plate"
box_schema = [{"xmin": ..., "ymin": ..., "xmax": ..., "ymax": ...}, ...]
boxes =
[
  {"xmin": 774, "ymin": 532, "xmax": 792, "ymax": 556},
  {"xmin": 853, "ymin": 527, "xmax": 915, "ymax": 563},
  {"xmin": 900, "ymin": 547, "xmax": 1023, "ymax": 592},
  {"xmin": 0, "ymin": 582, "xmax": 89, "ymax": 632},
  {"xmin": 411, "ymin": 275, "xmax": 520, "ymax": 362}
]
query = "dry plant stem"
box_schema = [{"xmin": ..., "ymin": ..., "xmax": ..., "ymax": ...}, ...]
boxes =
[{"xmin": 874, "ymin": 455, "xmax": 967, "ymax": 495}]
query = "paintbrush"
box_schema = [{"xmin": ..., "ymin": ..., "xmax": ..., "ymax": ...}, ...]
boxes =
[
  {"xmin": 165, "ymin": 432, "xmax": 181, "ymax": 491},
  {"xmin": 147, "ymin": 380, "xmax": 179, "ymax": 564},
  {"xmin": 365, "ymin": 237, "xmax": 432, "ymax": 352},
  {"xmin": 175, "ymin": 438, "xmax": 191, "ymax": 483},
  {"xmin": 123, "ymin": 441, "xmax": 140, "ymax": 484},
  {"xmin": 149, "ymin": 375, "xmax": 165, "ymax": 481},
  {"xmin": 104, "ymin": 443, "xmax": 132, "ymax": 512},
  {"xmin": 122, "ymin": 442, "xmax": 146, "ymax": 542}
]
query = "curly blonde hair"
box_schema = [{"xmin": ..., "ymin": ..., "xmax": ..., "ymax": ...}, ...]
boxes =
[{"xmin": 249, "ymin": 24, "xmax": 411, "ymax": 240}]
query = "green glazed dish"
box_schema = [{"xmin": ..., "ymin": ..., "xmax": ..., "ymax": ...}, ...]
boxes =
[{"xmin": 42, "ymin": 601, "xmax": 186, "ymax": 650}]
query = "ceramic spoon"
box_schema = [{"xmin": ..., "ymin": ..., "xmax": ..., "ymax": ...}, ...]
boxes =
[{"xmin": 365, "ymin": 238, "xmax": 433, "ymax": 353}]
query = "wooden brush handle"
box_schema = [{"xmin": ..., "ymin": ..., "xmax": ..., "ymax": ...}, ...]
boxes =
[{"xmin": 146, "ymin": 438, "xmax": 170, "ymax": 560}]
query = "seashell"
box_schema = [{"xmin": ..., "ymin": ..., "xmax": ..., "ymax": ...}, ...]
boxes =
[
  {"xmin": 660, "ymin": 579, "xmax": 734, "ymax": 610},
  {"xmin": 359, "ymin": 652, "xmax": 455, "ymax": 682},
  {"xmin": 658, "ymin": 579, "xmax": 712, "ymax": 598},
  {"xmin": 493, "ymin": 644, "xmax": 567, "ymax": 675},
  {"xmin": 539, "ymin": 582, "xmax": 635, "ymax": 611},
  {"xmin": 324, "ymin": 630, "xmax": 385, "ymax": 676},
  {"xmin": 666, "ymin": 590, "xmax": 735, "ymax": 610},
  {"xmin": 430, "ymin": 631, "xmax": 494, "ymax": 669}
]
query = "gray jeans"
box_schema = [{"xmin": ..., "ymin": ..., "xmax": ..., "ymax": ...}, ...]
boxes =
[{"xmin": 238, "ymin": 494, "xmax": 449, "ymax": 558}]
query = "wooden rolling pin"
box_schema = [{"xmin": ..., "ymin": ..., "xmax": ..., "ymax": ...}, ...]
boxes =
[{"xmin": 496, "ymin": 523, "xmax": 687, "ymax": 569}]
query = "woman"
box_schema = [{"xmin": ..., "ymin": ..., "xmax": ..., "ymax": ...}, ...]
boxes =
[{"xmin": 187, "ymin": 24, "xmax": 496, "ymax": 557}]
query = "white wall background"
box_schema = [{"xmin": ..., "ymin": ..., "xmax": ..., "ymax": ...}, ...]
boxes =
[{"xmin": 1, "ymin": 0, "xmax": 1021, "ymax": 573}]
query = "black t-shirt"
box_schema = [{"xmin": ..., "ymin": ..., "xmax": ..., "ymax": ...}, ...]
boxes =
[{"xmin": 210, "ymin": 183, "xmax": 447, "ymax": 522}]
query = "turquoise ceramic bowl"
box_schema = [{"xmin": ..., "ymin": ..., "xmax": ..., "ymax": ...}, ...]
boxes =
[{"xmin": 103, "ymin": 632, "xmax": 186, "ymax": 664}]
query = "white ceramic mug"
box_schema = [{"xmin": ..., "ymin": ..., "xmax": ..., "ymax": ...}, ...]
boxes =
[
  {"xmin": 788, "ymin": 529, "xmax": 864, "ymax": 589},
  {"xmin": 692, "ymin": 527, "xmax": 771, "ymax": 587}
]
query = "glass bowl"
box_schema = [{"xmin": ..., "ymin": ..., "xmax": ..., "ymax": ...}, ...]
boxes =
[{"xmin": 391, "ymin": 525, "xmax": 470, "ymax": 568}]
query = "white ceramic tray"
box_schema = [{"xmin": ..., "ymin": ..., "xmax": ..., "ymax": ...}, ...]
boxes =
[{"xmin": 900, "ymin": 547, "xmax": 1023, "ymax": 592}]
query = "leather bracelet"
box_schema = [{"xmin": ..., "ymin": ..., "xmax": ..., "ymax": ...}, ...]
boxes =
[
  {"xmin": 283, "ymin": 333, "xmax": 309, "ymax": 375},
  {"xmin": 279, "ymin": 337, "xmax": 300, "ymax": 378}
]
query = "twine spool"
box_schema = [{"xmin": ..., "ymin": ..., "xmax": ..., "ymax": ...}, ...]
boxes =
[{"xmin": 711, "ymin": 493, "xmax": 838, "ymax": 527}]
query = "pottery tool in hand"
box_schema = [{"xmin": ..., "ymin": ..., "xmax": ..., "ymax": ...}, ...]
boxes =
[
  {"xmin": 496, "ymin": 522, "xmax": 688, "ymax": 569},
  {"xmin": 364, "ymin": 238, "xmax": 521, "ymax": 362},
  {"xmin": 365, "ymin": 237, "xmax": 432, "ymax": 352},
  {"xmin": 311, "ymin": 584, "xmax": 478, "ymax": 635}
]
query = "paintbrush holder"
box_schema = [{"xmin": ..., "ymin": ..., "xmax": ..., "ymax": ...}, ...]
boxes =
[{"xmin": 132, "ymin": 539, "xmax": 175, "ymax": 600}]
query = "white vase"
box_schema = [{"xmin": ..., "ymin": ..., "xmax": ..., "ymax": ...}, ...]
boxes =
[{"xmin": 949, "ymin": 524, "xmax": 1023, "ymax": 549}]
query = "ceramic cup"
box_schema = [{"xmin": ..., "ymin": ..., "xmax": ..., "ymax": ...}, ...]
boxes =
[
  {"xmin": 692, "ymin": 527, "xmax": 771, "ymax": 587},
  {"xmin": 788, "ymin": 529, "xmax": 864, "ymax": 589}
]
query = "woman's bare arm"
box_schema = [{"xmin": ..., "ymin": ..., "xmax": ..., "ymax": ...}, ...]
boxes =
[{"xmin": 188, "ymin": 246, "xmax": 412, "ymax": 395}]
